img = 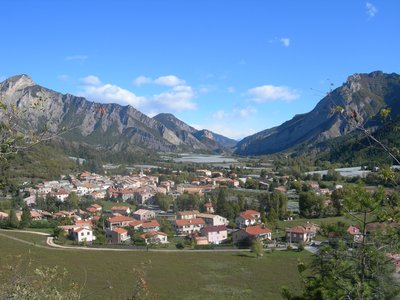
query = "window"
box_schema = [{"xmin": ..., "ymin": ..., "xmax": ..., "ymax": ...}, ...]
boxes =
[{"xmin": 81, "ymin": 232, "xmax": 84, "ymax": 236}]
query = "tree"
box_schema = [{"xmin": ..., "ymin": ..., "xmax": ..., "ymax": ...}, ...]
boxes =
[
  {"xmin": 0, "ymin": 94, "xmax": 67, "ymax": 163},
  {"xmin": 251, "ymin": 238, "xmax": 264, "ymax": 258},
  {"xmin": 7, "ymin": 208, "xmax": 19, "ymax": 228},
  {"xmin": 67, "ymin": 192, "xmax": 80, "ymax": 209},
  {"xmin": 267, "ymin": 207, "xmax": 278, "ymax": 229},
  {"xmin": 19, "ymin": 205, "xmax": 31, "ymax": 229},
  {"xmin": 299, "ymin": 191, "xmax": 324, "ymax": 218},
  {"xmin": 154, "ymin": 193, "xmax": 173, "ymax": 212},
  {"xmin": 284, "ymin": 185, "xmax": 400, "ymax": 300}
]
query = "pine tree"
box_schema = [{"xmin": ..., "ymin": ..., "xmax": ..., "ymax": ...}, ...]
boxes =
[
  {"xmin": 19, "ymin": 205, "xmax": 31, "ymax": 229},
  {"xmin": 7, "ymin": 209, "xmax": 19, "ymax": 228}
]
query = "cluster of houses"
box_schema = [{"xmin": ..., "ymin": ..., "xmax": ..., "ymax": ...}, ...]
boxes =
[{"xmin": 22, "ymin": 169, "xmax": 245, "ymax": 207}]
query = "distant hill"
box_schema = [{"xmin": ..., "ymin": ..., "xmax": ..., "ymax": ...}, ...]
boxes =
[
  {"xmin": 153, "ymin": 113, "xmax": 237, "ymax": 153},
  {"xmin": 235, "ymin": 71, "xmax": 400, "ymax": 156},
  {"xmin": 0, "ymin": 75, "xmax": 235, "ymax": 155}
]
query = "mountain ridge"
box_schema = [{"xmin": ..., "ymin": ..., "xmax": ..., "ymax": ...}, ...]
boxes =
[
  {"xmin": 235, "ymin": 71, "xmax": 400, "ymax": 156},
  {"xmin": 0, "ymin": 75, "xmax": 234, "ymax": 154}
]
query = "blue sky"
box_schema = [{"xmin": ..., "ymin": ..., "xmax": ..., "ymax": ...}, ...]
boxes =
[{"xmin": 1, "ymin": 0, "xmax": 399, "ymax": 139}]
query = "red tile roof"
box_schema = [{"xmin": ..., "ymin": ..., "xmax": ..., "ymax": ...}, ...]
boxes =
[
  {"xmin": 347, "ymin": 225, "xmax": 360, "ymax": 235},
  {"xmin": 175, "ymin": 218, "xmax": 205, "ymax": 226},
  {"xmin": 108, "ymin": 216, "xmax": 135, "ymax": 223},
  {"xmin": 113, "ymin": 228, "xmax": 128, "ymax": 234},
  {"xmin": 128, "ymin": 220, "xmax": 143, "ymax": 227},
  {"xmin": 286, "ymin": 226, "xmax": 308, "ymax": 234},
  {"xmin": 111, "ymin": 206, "xmax": 130, "ymax": 211},
  {"xmin": 141, "ymin": 220, "xmax": 160, "ymax": 228},
  {"xmin": 244, "ymin": 225, "xmax": 272, "ymax": 236},
  {"xmin": 239, "ymin": 210, "xmax": 260, "ymax": 220},
  {"xmin": 75, "ymin": 219, "xmax": 93, "ymax": 226},
  {"xmin": 140, "ymin": 231, "xmax": 167, "ymax": 239}
]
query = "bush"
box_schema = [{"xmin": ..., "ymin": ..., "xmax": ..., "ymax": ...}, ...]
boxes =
[
  {"xmin": 298, "ymin": 241, "xmax": 305, "ymax": 252},
  {"xmin": 30, "ymin": 219, "xmax": 53, "ymax": 228},
  {"xmin": 175, "ymin": 242, "xmax": 184, "ymax": 249}
]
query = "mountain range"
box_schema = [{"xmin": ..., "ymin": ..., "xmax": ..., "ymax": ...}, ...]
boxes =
[
  {"xmin": 235, "ymin": 71, "xmax": 400, "ymax": 156},
  {"xmin": 0, "ymin": 75, "xmax": 235, "ymax": 155},
  {"xmin": 1, "ymin": 71, "xmax": 400, "ymax": 159}
]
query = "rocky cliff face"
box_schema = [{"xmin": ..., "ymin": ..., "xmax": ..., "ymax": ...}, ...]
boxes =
[
  {"xmin": 0, "ymin": 75, "xmax": 231, "ymax": 153},
  {"xmin": 153, "ymin": 113, "xmax": 237, "ymax": 153},
  {"xmin": 235, "ymin": 71, "xmax": 400, "ymax": 155}
]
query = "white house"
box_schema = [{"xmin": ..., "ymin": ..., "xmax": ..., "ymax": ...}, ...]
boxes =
[
  {"xmin": 69, "ymin": 227, "xmax": 96, "ymax": 243},
  {"xmin": 235, "ymin": 210, "xmax": 261, "ymax": 228},
  {"xmin": 197, "ymin": 213, "xmax": 229, "ymax": 226},
  {"xmin": 200, "ymin": 225, "xmax": 228, "ymax": 244},
  {"xmin": 232, "ymin": 225, "xmax": 272, "ymax": 245},
  {"xmin": 174, "ymin": 218, "xmax": 205, "ymax": 235},
  {"xmin": 133, "ymin": 209, "xmax": 156, "ymax": 221},
  {"xmin": 140, "ymin": 231, "xmax": 168, "ymax": 245}
]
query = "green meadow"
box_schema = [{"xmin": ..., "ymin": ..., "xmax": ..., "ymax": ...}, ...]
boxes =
[{"xmin": 0, "ymin": 231, "xmax": 311, "ymax": 299}]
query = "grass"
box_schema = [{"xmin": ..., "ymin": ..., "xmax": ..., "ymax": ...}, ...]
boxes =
[{"xmin": 0, "ymin": 231, "xmax": 311, "ymax": 299}]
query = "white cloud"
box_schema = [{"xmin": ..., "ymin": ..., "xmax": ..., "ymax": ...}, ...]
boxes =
[
  {"xmin": 248, "ymin": 85, "xmax": 299, "ymax": 103},
  {"xmin": 227, "ymin": 86, "xmax": 236, "ymax": 93},
  {"xmin": 154, "ymin": 75, "xmax": 185, "ymax": 87},
  {"xmin": 152, "ymin": 85, "xmax": 196, "ymax": 112},
  {"xmin": 133, "ymin": 75, "xmax": 152, "ymax": 86},
  {"xmin": 238, "ymin": 107, "xmax": 257, "ymax": 118},
  {"xmin": 280, "ymin": 38, "xmax": 290, "ymax": 47},
  {"xmin": 0, "ymin": 76, "xmax": 6, "ymax": 82},
  {"xmin": 132, "ymin": 74, "xmax": 185, "ymax": 87},
  {"xmin": 65, "ymin": 55, "xmax": 88, "ymax": 62},
  {"xmin": 212, "ymin": 106, "xmax": 257, "ymax": 120},
  {"xmin": 79, "ymin": 76, "xmax": 146, "ymax": 107},
  {"xmin": 213, "ymin": 110, "xmax": 228, "ymax": 120},
  {"xmin": 366, "ymin": 2, "xmax": 378, "ymax": 18},
  {"xmin": 80, "ymin": 75, "xmax": 197, "ymax": 114},
  {"xmin": 57, "ymin": 74, "xmax": 70, "ymax": 81},
  {"xmin": 81, "ymin": 75, "xmax": 102, "ymax": 86}
]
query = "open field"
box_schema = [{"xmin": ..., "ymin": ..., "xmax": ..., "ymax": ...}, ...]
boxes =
[{"xmin": 0, "ymin": 231, "xmax": 311, "ymax": 299}]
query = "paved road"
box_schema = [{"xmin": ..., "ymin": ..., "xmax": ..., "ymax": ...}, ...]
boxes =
[{"xmin": 0, "ymin": 229, "xmax": 252, "ymax": 253}]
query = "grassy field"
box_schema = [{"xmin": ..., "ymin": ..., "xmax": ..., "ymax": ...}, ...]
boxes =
[{"xmin": 0, "ymin": 231, "xmax": 311, "ymax": 299}]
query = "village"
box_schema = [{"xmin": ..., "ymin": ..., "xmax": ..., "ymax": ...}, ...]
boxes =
[{"xmin": 0, "ymin": 167, "xmax": 382, "ymax": 253}]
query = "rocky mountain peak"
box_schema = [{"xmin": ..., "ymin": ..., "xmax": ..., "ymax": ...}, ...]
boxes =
[{"xmin": 1, "ymin": 74, "xmax": 35, "ymax": 93}]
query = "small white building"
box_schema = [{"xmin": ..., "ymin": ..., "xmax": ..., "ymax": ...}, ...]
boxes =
[
  {"xmin": 140, "ymin": 231, "xmax": 168, "ymax": 245},
  {"xmin": 69, "ymin": 227, "xmax": 96, "ymax": 243}
]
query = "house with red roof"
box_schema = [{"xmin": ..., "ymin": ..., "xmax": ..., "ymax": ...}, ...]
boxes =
[
  {"xmin": 200, "ymin": 225, "xmax": 228, "ymax": 244},
  {"xmin": 174, "ymin": 218, "xmax": 205, "ymax": 235},
  {"xmin": 235, "ymin": 210, "xmax": 261, "ymax": 228},
  {"xmin": 176, "ymin": 210, "xmax": 200, "ymax": 220},
  {"xmin": 105, "ymin": 227, "xmax": 130, "ymax": 244},
  {"xmin": 133, "ymin": 209, "xmax": 155, "ymax": 221},
  {"xmin": 232, "ymin": 224, "xmax": 272, "ymax": 245},
  {"xmin": 141, "ymin": 219, "xmax": 160, "ymax": 232},
  {"xmin": 347, "ymin": 225, "xmax": 363, "ymax": 243},
  {"xmin": 111, "ymin": 206, "xmax": 131, "ymax": 216},
  {"xmin": 286, "ymin": 223, "xmax": 320, "ymax": 244},
  {"xmin": 106, "ymin": 216, "xmax": 135, "ymax": 229},
  {"xmin": 140, "ymin": 231, "xmax": 168, "ymax": 245},
  {"xmin": 69, "ymin": 226, "xmax": 96, "ymax": 243}
]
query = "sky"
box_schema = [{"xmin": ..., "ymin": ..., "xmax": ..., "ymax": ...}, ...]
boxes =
[{"xmin": 1, "ymin": 0, "xmax": 399, "ymax": 140}]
